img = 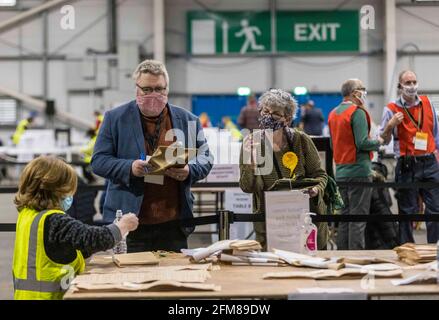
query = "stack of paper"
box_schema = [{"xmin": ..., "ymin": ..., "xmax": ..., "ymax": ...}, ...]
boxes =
[
  {"xmin": 273, "ymin": 249, "xmax": 345, "ymax": 270},
  {"xmin": 181, "ymin": 240, "xmax": 262, "ymax": 263},
  {"xmin": 112, "ymin": 252, "xmax": 159, "ymax": 267},
  {"xmin": 220, "ymin": 251, "xmax": 287, "ymax": 266},
  {"xmin": 394, "ymin": 243, "xmax": 437, "ymax": 265},
  {"xmin": 263, "ymin": 268, "xmax": 403, "ymax": 280}
]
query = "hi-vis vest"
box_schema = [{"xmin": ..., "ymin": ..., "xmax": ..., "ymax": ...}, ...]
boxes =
[
  {"xmin": 387, "ymin": 96, "xmax": 436, "ymax": 156},
  {"xmin": 12, "ymin": 119, "xmax": 29, "ymax": 145},
  {"xmin": 12, "ymin": 208, "xmax": 85, "ymax": 300},
  {"xmin": 328, "ymin": 103, "xmax": 373, "ymax": 165}
]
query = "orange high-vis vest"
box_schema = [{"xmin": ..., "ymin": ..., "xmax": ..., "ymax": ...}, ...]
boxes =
[
  {"xmin": 328, "ymin": 103, "xmax": 373, "ymax": 165},
  {"xmin": 387, "ymin": 96, "xmax": 436, "ymax": 156}
]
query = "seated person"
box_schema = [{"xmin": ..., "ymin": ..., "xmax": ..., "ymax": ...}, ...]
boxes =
[
  {"xmin": 239, "ymin": 89, "xmax": 328, "ymax": 250},
  {"xmin": 12, "ymin": 156, "xmax": 138, "ymax": 300}
]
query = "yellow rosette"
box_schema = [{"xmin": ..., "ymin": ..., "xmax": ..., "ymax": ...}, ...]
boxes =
[{"xmin": 282, "ymin": 151, "xmax": 298, "ymax": 179}]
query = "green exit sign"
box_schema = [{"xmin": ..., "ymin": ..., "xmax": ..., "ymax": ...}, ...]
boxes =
[{"xmin": 187, "ymin": 10, "xmax": 359, "ymax": 54}]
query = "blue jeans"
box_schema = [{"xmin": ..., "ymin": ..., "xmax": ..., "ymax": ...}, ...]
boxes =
[{"xmin": 395, "ymin": 154, "xmax": 439, "ymax": 244}]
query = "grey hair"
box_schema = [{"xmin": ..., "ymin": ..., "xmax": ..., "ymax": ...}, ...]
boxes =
[
  {"xmin": 132, "ymin": 59, "xmax": 170, "ymax": 90},
  {"xmin": 258, "ymin": 89, "xmax": 297, "ymax": 120},
  {"xmin": 341, "ymin": 78, "xmax": 362, "ymax": 97}
]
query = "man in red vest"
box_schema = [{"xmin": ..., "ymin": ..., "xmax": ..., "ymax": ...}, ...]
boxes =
[
  {"xmin": 380, "ymin": 70, "xmax": 439, "ymax": 244},
  {"xmin": 329, "ymin": 79, "xmax": 386, "ymax": 250}
]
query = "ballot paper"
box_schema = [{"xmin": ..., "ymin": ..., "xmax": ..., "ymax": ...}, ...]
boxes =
[
  {"xmin": 391, "ymin": 270, "xmax": 437, "ymax": 286},
  {"xmin": 86, "ymin": 264, "xmax": 215, "ymax": 274},
  {"xmin": 73, "ymin": 280, "xmax": 221, "ymax": 292},
  {"xmin": 273, "ymin": 249, "xmax": 344, "ymax": 270},
  {"xmin": 219, "ymin": 253, "xmax": 285, "ymax": 265},
  {"xmin": 344, "ymin": 263, "xmax": 402, "ymax": 271},
  {"xmin": 112, "ymin": 252, "xmax": 159, "ymax": 267},
  {"xmin": 72, "ymin": 270, "xmax": 211, "ymax": 285},
  {"xmin": 263, "ymin": 268, "xmax": 403, "ymax": 280},
  {"xmin": 297, "ymin": 287, "xmax": 355, "ymax": 294},
  {"xmin": 181, "ymin": 240, "xmax": 261, "ymax": 262}
]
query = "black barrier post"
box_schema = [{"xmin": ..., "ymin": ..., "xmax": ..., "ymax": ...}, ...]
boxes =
[{"xmin": 217, "ymin": 210, "xmax": 233, "ymax": 240}]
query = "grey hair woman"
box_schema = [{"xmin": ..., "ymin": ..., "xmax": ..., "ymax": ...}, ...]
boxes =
[{"xmin": 239, "ymin": 88, "xmax": 329, "ymax": 250}]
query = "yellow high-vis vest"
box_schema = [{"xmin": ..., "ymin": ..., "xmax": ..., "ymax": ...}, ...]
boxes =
[
  {"xmin": 12, "ymin": 208, "xmax": 85, "ymax": 300},
  {"xmin": 12, "ymin": 119, "xmax": 29, "ymax": 145}
]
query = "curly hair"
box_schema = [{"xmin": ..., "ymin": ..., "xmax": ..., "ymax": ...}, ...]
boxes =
[
  {"xmin": 132, "ymin": 59, "xmax": 170, "ymax": 92},
  {"xmin": 14, "ymin": 156, "xmax": 77, "ymax": 212},
  {"xmin": 258, "ymin": 88, "xmax": 297, "ymax": 120}
]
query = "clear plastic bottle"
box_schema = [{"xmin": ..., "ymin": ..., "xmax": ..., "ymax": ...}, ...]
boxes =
[
  {"xmin": 113, "ymin": 210, "xmax": 127, "ymax": 255},
  {"xmin": 437, "ymin": 240, "xmax": 439, "ymax": 285}
]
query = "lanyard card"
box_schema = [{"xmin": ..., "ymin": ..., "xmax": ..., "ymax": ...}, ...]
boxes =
[{"xmin": 414, "ymin": 132, "xmax": 428, "ymax": 151}]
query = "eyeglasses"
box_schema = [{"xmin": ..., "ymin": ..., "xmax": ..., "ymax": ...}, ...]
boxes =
[
  {"xmin": 136, "ymin": 84, "xmax": 167, "ymax": 95},
  {"xmin": 355, "ymin": 87, "xmax": 367, "ymax": 92}
]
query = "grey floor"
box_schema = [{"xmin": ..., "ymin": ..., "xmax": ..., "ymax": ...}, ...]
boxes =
[{"xmin": 0, "ymin": 192, "xmax": 430, "ymax": 300}]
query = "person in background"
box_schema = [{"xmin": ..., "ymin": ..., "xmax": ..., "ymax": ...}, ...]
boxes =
[
  {"xmin": 380, "ymin": 70, "xmax": 439, "ymax": 244},
  {"xmin": 238, "ymin": 93, "xmax": 260, "ymax": 131},
  {"xmin": 328, "ymin": 79, "xmax": 386, "ymax": 250},
  {"xmin": 222, "ymin": 116, "xmax": 243, "ymax": 141},
  {"xmin": 80, "ymin": 129, "xmax": 98, "ymax": 183},
  {"xmin": 299, "ymin": 100, "xmax": 324, "ymax": 136},
  {"xmin": 239, "ymin": 89, "xmax": 328, "ymax": 249},
  {"xmin": 94, "ymin": 110, "xmax": 104, "ymax": 134},
  {"xmin": 12, "ymin": 114, "xmax": 35, "ymax": 146},
  {"xmin": 92, "ymin": 59, "xmax": 213, "ymax": 252},
  {"xmin": 199, "ymin": 112, "xmax": 212, "ymax": 128},
  {"xmin": 12, "ymin": 156, "xmax": 138, "ymax": 300}
]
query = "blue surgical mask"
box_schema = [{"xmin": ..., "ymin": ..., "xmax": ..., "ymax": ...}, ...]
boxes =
[{"xmin": 61, "ymin": 196, "xmax": 74, "ymax": 211}]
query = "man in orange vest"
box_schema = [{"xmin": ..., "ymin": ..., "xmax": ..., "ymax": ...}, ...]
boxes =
[
  {"xmin": 329, "ymin": 79, "xmax": 386, "ymax": 250},
  {"xmin": 380, "ymin": 70, "xmax": 439, "ymax": 244}
]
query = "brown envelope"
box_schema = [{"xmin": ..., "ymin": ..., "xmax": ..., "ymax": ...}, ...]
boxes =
[{"xmin": 147, "ymin": 146, "xmax": 197, "ymax": 175}]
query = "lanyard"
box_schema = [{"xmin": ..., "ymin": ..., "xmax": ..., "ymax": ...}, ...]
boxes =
[
  {"xmin": 142, "ymin": 111, "xmax": 165, "ymax": 152},
  {"xmin": 402, "ymin": 104, "xmax": 423, "ymax": 131}
]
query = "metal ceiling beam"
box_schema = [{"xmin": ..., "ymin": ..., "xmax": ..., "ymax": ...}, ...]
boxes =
[{"xmin": 0, "ymin": 0, "xmax": 78, "ymax": 35}]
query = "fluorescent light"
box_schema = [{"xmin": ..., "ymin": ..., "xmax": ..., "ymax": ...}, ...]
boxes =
[
  {"xmin": 0, "ymin": 0, "xmax": 16, "ymax": 6},
  {"xmin": 237, "ymin": 87, "xmax": 251, "ymax": 96},
  {"xmin": 294, "ymin": 86, "xmax": 308, "ymax": 95}
]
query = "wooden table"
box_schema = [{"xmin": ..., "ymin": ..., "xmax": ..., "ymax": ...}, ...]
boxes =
[{"xmin": 64, "ymin": 250, "xmax": 439, "ymax": 300}]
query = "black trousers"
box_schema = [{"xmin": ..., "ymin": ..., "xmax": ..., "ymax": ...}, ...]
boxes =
[{"xmin": 126, "ymin": 220, "xmax": 188, "ymax": 253}]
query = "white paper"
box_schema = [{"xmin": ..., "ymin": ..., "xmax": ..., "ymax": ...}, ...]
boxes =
[
  {"xmin": 144, "ymin": 174, "xmax": 164, "ymax": 185},
  {"xmin": 181, "ymin": 240, "xmax": 235, "ymax": 262},
  {"xmin": 344, "ymin": 263, "xmax": 402, "ymax": 271},
  {"xmin": 265, "ymin": 190, "xmax": 309, "ymax": 252}
]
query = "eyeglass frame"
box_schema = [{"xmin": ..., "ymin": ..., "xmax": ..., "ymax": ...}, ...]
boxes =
[{"xmin": 136, "ymin": 83, "xmax": 167, "ymax": 95}]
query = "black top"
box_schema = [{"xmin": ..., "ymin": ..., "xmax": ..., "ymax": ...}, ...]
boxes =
[{"xmin": 43, "ymin": 214, "xmax": 121, "ymax": 264}]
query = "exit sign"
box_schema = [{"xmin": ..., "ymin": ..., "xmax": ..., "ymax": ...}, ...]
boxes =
[{"xmin": 188, "ymin": 10, "xmax": 359, "ymax": 54}]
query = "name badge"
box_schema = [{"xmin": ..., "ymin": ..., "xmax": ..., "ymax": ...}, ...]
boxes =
[
  {"xmin": 414, "ymin": 132, "xmax": 428, "ymax": 151},
  {"xmin": 144, "ymin": 175, "xmax": 164, "ymax": 185}
]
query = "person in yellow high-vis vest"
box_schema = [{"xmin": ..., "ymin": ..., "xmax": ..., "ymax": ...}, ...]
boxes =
[
  {"xmin": 12, "ymin": 116, "xmax": 34, "ymax": 145},
  {"xmin": 12, "ymin": 156, "xmax": 139, "ymax": 300}
]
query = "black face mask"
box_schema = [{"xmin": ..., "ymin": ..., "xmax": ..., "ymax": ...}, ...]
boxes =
[{"xmin": 259, "ymin": 114, "xmax": 285, "ymax": 130}]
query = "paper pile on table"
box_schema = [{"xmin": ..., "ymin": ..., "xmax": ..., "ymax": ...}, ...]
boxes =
[
  {"xmin": 394, "ymin": 243, "xmax": 437, "ymax": 265},
  {"xmin": 263, "ymin": 268, "xmax": 403, "ymax": 280}
]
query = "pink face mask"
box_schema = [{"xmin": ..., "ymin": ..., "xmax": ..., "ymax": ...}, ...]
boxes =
[{"xmin": 136, "ymin": 92, "xmax": 168, "ymax": 117}]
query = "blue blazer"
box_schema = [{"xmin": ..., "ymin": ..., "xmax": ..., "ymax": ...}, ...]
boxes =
[{"xmin": 91, "ymin": 100, "xmax": 213, "ymax": 235}]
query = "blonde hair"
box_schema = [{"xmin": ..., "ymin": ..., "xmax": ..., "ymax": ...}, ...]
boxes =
[
  {"xmin": 14, "ymin": 156, "xmax": 77, "ymax": 212},
  {"xmin": 132, "ymin": 59, "xmax": 170, "ymax": 91}
]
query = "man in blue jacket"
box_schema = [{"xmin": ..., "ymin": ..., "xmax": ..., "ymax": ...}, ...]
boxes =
[{"xmin": 92, "ymin": 60, "xmax": 213, "ymax": 252}]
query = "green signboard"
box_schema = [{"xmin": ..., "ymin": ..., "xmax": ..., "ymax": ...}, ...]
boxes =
[
  {"xmin": 187, "ymin": 11, "xmax": 271, "ymax": 55},
  {"xmin": 277, "ymin": 11, "xmax": 359, "ymax": 52},
  {"xmin": 187, "ymin": 10, "xmax": 359, "ymax": 54}
]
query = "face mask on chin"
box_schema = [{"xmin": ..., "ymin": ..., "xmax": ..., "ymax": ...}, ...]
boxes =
[
  {"xmin": 353, "ymin": 90, "xmax": 367, "ymax": 107},
  {"xmin": 136, "ymin": 92, "xmax": 168, "ymax": 117}
]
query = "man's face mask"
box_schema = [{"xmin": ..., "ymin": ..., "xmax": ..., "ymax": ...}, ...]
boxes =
[
  {"xmin": 353, "ymin": 90, "xmax": 367, "ymax": 107},
  {"xmin": 401, "ymin": 83, "xmax": 418, "ymax": 98},
  {"xmin": 136, "ymin": 92, "xmax": 168, "ymax": 117}
]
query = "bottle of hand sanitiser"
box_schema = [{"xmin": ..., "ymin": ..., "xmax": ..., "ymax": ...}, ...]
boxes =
[{"xmin": 301, "ymin": 212, "xmax": 317, "ymax": 256}]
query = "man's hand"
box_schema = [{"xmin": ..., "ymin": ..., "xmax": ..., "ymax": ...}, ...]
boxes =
[
  {"xmin": 165, "ymin": 165, "xmax": 190, "ymax": 182},
  {"xmin": 131, "ymin": 160, "xmax": 150, "ymax": 177},
  {"xmin": 389, "ymin": 112, "xmax": 404, "ymax": 128},
  {"xmin": 377, "ymin": 136, "xmax": 385, "ymax": 145},
  {"xmin": 115, "ymin": 213, "xmax": 139, "ymax": 237}
]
